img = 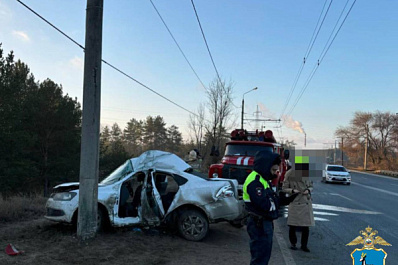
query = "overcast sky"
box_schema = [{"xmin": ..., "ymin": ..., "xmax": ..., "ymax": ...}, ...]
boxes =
[{"xmin": 1, "ymin": 0, "xmax": 397, "ymax": 149}]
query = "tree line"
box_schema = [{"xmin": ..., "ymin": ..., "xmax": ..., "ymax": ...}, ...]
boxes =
[
  {"xmin": 0, "ymin": 46, "xmax": 192, "ymax": 198},
  {"xmin": 99, "ymin": 116, "xmax": 186, "ymax": 178},
  {"xmin": 0, "ymin": 46, "xmax": 82, "ymax": 198},
  {"xmin": 335, "ymin": 111, "xmax": 398, "ymax": 170}
]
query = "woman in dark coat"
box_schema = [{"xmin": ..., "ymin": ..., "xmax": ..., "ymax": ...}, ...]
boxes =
[{"xmin": 282, "ymin": 168, "xmax": 315, "ymax": 252}]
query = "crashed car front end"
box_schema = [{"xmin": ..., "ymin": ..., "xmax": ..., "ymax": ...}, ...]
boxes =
[{"xmin": 45, "ymin": 183, "xmax": 80, "ymax": 223}]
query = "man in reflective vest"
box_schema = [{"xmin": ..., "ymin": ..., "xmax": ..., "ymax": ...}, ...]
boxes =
[{"xmin": 243, "ymin": 150, "xmax": 281, "ymax": 265}]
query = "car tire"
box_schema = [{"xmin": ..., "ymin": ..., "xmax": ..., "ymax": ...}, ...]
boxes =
[
  {"xmin": 97, "ymin": 208, "xmax": 105, "ymax": 232},
  {"xmin": 346, "ymin": 182, "xmax": 351, "ymax": 185},
  {"xmin": 177, "ymin": 209, "xmax": 209, "ymax": 241}
]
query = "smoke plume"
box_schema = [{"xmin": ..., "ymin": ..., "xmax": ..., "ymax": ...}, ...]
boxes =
[{"xmin": 282, "ymin": 115, "xmax": 305, "ymax": 134}]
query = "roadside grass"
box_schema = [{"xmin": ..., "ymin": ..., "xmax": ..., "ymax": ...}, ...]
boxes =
[
  {"xmin": 349, "ymin": 167, "xmax": 398, "ymax": 178},
  {"xmin": 0, "ymin": 194, "xmax": 46, "ymax": 222}
]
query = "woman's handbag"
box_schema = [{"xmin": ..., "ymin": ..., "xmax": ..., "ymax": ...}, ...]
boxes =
[{"xmin": 285, "ymin": 192, "xmax": 299, "ymax": 204}]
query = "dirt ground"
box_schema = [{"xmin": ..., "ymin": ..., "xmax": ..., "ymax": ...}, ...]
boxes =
[{"xmin": 0, "ymin": 218, "xmax": 251, "ymax": 265}]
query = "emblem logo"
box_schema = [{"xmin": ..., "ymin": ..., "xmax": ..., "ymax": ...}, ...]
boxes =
[
  {"xmin": 256, "ymin": 187, "xmax": 262, "ymax": 197},
  {"xmin": 347, "ymin": 226, "xmax": 391, "ymax": 265}
]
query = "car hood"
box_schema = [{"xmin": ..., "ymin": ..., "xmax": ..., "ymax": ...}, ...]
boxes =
[
  {"xmin": 53, "ymin": 182, "xmax": 108, "ymax": 192},
  {"xmin": 130, "ymin": 150, "xmax": 191, "ymax": 173}
]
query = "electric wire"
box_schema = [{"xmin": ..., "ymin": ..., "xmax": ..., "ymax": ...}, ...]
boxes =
[
  {"xmin": 149, "ymin": 0, "xmax": 207, "ymax": 90},
  {"xmin": 15, "ymin": 0, "xmax": 198, "ymax": 118},
  {"xmin": 284, "ymin": 0, "xmax": 357, "ymax": 119},
  {"xmin": 318, "ymin": 0, "xmax": 350, "ymax": 63},
  {"xmin": 190, "ymin": 0, "xmax": 224, "ymax": 90},
  {"xmin": 319, "ymin": 0, "xmax": 357, "ymax": 64},
  {"xmin": 279, "ymin": 0, "xmax": 330, "ymax": 120},
  {"xmin": 304, "ymin": 0, "xmax": 334, "ymax": 61},
  {"xmin": 15, "ymin": 0, "xmax": 85, "ymax": 50}
]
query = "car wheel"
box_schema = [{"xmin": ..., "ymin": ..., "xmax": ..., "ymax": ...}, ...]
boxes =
[
  {"xmin": 97, "ymin": 208, "xmax": 104, "ymax": 232},
  {"xmin": 177, "ymin": 209, "xmax": 209, "ymax": 241},
  {"xmin": 346, "ymin": 182, "xmax": 351, "ymax": 185}
]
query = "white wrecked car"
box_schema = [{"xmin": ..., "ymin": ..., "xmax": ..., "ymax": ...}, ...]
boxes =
[{"xmin": 45, "ymin": 150, "xmax": 242, "ymax": 241}]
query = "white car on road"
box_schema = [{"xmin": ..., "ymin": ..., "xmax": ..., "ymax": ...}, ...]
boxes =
[
  {"xmin": 45, "ymin": 150, "xmax": 242, "ymax": 241},
  {"xmin": 322, "ymin": 164, "xmax": 351, "ymax": 185}
]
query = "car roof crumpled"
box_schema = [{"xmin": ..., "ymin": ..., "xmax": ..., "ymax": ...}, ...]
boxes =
[{"xmin": 130, "ymin": 150, "xmax": 191, "ymax": 173}]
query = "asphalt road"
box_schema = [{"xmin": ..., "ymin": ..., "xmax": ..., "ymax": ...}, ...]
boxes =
[{"xmin": 273, "ymin": 171, "xmax": 398, "ymax": 264}]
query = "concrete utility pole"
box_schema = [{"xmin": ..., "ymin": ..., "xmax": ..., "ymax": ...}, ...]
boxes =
[
  {"xmin": 334, "ymin": 140, "xmax": 337, "ymax": 164},
  {"xmin": 241, "ymin": 87, "xmax": 258, "ymax": 129},
  {"xmin": 304, "ymin": 133, "xmax": 307, "ymax": 147},
  {"xmin": 364, "ymin": 124, "xmax": 368, "ymax": 171},
  {"xmin": 77, "ymin": 0, "xmax": 104, "ymax": 241},
  {"xmin": 341, "ymin": 137, "xmax": 344, "ymax": 166}
]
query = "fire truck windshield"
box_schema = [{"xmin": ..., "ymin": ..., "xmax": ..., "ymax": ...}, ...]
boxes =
[{"xmin": 225, "ymin": 144, "xmax": 273, "ymax": 156}]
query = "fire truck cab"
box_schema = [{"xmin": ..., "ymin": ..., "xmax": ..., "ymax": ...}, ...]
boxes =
[{"xmin": 208, "ymin": 129, "xmax": 289, "ymax": 200}]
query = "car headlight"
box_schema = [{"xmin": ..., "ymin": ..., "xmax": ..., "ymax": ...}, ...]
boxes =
[{"xmin": 52, "ymin": 192, "xmax": 77, "ymax": 201}]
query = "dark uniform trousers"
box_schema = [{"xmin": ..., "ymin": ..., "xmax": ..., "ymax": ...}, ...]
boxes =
[{"xmin": 247, "ymin": 215, "xmax": 273, "ymax": 265}]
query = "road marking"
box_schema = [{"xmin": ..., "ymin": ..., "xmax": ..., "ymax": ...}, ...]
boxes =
[
  {"xmin": 330, "ymin": 193, "xmax": 353, "ymax": 201},
  {"xmin": 312, "ymin": 204, "xmax": 382, "ymax": 215},
  {"xmin": 313, "ymin": 211, "xmax": 338, "ymax": 216},
  {"xmin": 351, "ymin": 181, "xmax": 398, "ymax": 197},
  {"xmin": 314, "ymin": 217, "xmax": 330, "ymax": 221},
  {"xmin": 274, "ymin": 221, "xmax": 297, "ymax": 265}
]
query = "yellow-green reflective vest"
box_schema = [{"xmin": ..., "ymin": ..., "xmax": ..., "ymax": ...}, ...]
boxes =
[{"xmin": 243, "ymin": 170, "xmax": 270, "ymax": 202}]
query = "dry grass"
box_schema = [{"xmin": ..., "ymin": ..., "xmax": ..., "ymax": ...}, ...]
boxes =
[{"xmin": 0, "ymin": 194, "xmax": 47, "ymax": 223}]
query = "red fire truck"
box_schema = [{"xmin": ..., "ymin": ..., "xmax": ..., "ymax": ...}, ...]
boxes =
[{"xmin": 208, "ymin": 129, "xmax": 289, "ymax": 200}]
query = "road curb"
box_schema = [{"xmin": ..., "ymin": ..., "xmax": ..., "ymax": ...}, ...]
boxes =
[{"xmin": 273, "ymin": 219, "xmax": 297, "ymax": 265}]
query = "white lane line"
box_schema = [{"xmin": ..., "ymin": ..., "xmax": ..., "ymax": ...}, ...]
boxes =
[
  {"xmin": 274, "ymin": 221, "xmax": 297, "ymax": 265},
  {"xmin": 350, "ymin": 170, "xmax": 398, "ymax": 181},
  {"xmin": 313, "ymin": 211, "xmax": 338, "ymax": 216},
  {"xmin": 330, "ymin": 193, "xmax": 354, "ymax": 202},
  {"xmin": 314, "ymin": 217, "xmax": 330, "ymax": 221},
  {"xmin": 312, "ymin": 204, "xmax": 382, "ymax": 215},
  {"xmin": 351, "ymin": 181, "xmax": 398, "ymax": 197}
]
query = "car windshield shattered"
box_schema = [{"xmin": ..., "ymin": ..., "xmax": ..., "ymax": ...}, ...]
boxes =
[
  {"xmin": 100, "ymin": 160, "xmax": 133, "ymax": 185},
  {"xmin": 327, "ymin": 166, "xmax": 346, "ymax": 172}
]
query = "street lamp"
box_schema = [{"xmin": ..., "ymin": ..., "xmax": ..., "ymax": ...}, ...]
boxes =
[{"xmin": 241, "ymin": 87, "xmax": 258, "ymax": 129}]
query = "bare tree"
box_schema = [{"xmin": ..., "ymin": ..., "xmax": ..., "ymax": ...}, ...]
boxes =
[
  {"xmin": 335, "ymin": 111, "xmax": 398, "ymax": 170},
  {"xmin": 188, "ymin": 103, "xmax": 206, "ymax": 154},
  {"xmin": 204, "ymin": 78, "xmax": 234, "ymax": 162}
]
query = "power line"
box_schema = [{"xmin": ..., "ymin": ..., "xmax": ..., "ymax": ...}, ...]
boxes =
[
  {"xmin": 279, "ymin": 0, "xmax": 331, "ymax": 120},
  {"xmin": 190, "ymin": 0, "xmax": 224, "ymax": 89},
  {"xmin": 304, "ymin": 0, "xmax": 334, "ymax": 61},
  {"xmin": 317, "ymin": 0, "xmax": 350, "ymax": 63},
  {"xmin": 319, "ymin": 0, "xmax": 357, "ymax": 64},
  {"xmin": 149, "ymin": 0, "xmax": 207, "ymax": 90},
  {"xmin": 15, "ymin": 0, "xmax": 85, "ymax": 50},
  {"xmin": 15, "ymin": 0, "xmax": 198, "ymax": 118},
  {"xmin": 284, "ymin": 0, "xmax": 357, "ymax": 119}
]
